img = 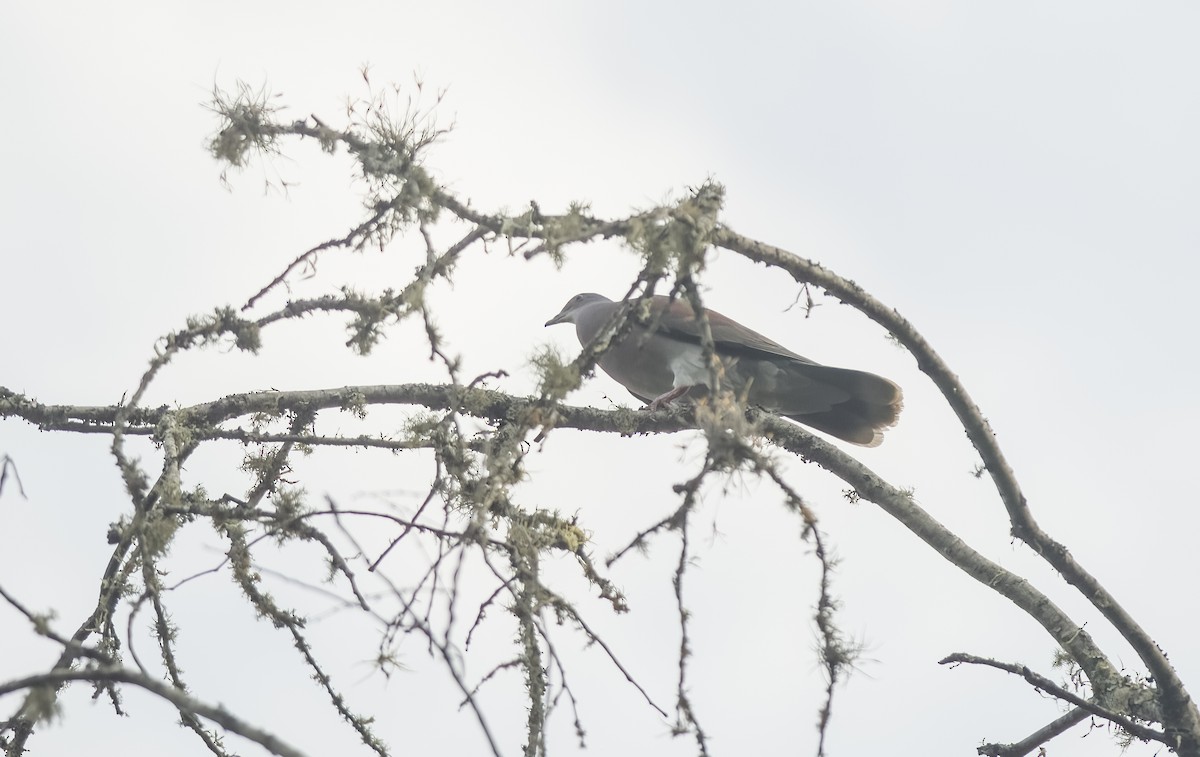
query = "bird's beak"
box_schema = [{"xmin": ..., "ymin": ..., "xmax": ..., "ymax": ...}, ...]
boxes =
[{"xmin": 544, "ymin": 309, "xmax": 571, "ymax": 327}]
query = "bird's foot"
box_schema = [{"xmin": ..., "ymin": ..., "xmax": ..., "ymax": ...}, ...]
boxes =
[{"xmin": 647, "ymin": 386, "xmax": 690, "ymax": 412}]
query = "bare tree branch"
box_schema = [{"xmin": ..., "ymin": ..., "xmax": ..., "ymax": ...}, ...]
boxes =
[
  {"xmin": 0, "ymin": 668, "xmax": 308, "ymax": 757},
  {"xmin": 940, "ymin": 653, "xmax": 1167, "ymax": 747},
  {"xmin": 976, "ymin": 707, "xmax": 1090, "ymax": 757},
  {"xmin": 1, "ymin": 382, "xmax": 1167, "ymax": 729},
  {"xmin": 4, "ymin": 80, "xmax": 1190, "ymax": 757},
  {"xmin": 712, "ymin": 228, "xmax": 1200, "ymax": 749}
]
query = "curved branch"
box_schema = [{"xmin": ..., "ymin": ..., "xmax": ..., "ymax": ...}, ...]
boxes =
[
  {"xmin": 1, "ymin": 132, "xmax": 1182, "ymax": 736},
  {"xmin": 939, "ymin": 653, "xmax": 1166, "ymax": 746},
  {"xmin": 975, "ymin": 707, "xmax": 1091, "ymax": 757},
  {"xmin": 753, "ymin": 413, "xmax": 1160, "ymax": 722},
  {"xmin": 711, "ymin": 228, "xmax": 1198, "ymax": 747},
  {"xmin": 0, "ymin": 668, "xmax": 307, "ymax": 757},
  {"xmin": 184, "ymin": 91, "xmax": 1196, "ymax": 753}
]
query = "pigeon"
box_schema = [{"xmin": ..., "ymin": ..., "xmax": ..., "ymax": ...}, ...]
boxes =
[{"xmin": 545, "ymin": 293, "xmax": 902, "ymax": 446}]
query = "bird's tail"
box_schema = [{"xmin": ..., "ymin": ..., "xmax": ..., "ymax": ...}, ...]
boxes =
[{"xmin": 784, "ymin": 365, "xmax": 903, "ymax": 447}]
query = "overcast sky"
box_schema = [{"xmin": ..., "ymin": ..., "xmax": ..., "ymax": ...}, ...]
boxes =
[{"xmin": 3, "ymin": 3, "xmax": 1200, "ymax": 756}]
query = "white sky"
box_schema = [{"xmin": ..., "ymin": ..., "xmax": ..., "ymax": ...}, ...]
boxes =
[{"xmin": 3, "ymin": 2, "xmax": 1199, "ymax": 756}]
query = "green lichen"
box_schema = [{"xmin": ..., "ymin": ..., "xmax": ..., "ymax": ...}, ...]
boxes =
[
  {"xmin": 207, "ymin": 82, "xmax": 281, "ymax": 169},
  {"xmin": 624, "ymin": 181, "xmax": 725, "ymax": 281},
  {"xmin": 340, "ymin": 390, "xmax": 368, "ymax": 420},
  {"xmin": 530, "ymin": 346, "xmax": 582, "ymax": 401}
]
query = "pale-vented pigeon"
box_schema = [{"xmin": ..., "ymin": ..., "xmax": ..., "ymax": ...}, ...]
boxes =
[{"xmin": 545, "ymin": 293, "xmax": 903, "ymax": 446}]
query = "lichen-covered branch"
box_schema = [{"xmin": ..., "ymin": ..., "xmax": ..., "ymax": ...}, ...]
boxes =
[
  {"xmin": 940, "ymin": 653, "xmax": 1167, "ymax": 747},
  {"xmin": 710, "ymin": 229, "xmax": 1200, "ymax": 750},
  {"xmin": 0, "ymin": 381, "xmax": 1166, "ymax": 732},
  {"xmin": 0, "ymin": 667, "xmax": 308, "ymax": 757},
  {"xmin": 1, "ymin": 79, "xmax": 1187, "ymax": 757}
]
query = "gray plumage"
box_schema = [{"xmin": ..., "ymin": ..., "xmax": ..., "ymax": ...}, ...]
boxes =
[{"xmin": 545, "ymin": 293, "xmax": 903, "ymax": 446}]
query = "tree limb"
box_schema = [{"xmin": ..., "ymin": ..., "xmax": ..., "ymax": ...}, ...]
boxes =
[
  {"xmin": 711, "ymin": 228, "xmax": 1200, "ymax": 750},
  {"xmin": 940, "ymin": 653, "xmax": 1166, "ymax": 747},
  {"xmin": 0, "ymin": 668, "xmax": 307, "ymax": 757},
  {"xmin": 0, "ymin": 383, "xmax": 1163, "ymax": 725},
  {"xmin": 975, "ymin": 707, "xmax": 1090, "ymax": 757}
]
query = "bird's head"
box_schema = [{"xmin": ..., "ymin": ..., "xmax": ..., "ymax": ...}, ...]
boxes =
[{"xmin": 544, "ymin": 293, "xmax": 612, "ymax": 327}]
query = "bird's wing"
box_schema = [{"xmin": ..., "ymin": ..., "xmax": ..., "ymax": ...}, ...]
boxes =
[
  {"xmin": 647, "ymin": 296, "xmax": 901, "ymax": 420},
  {"xmin": 648, "ymin": 296, "xmax": 816, "ymax": 364}
]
